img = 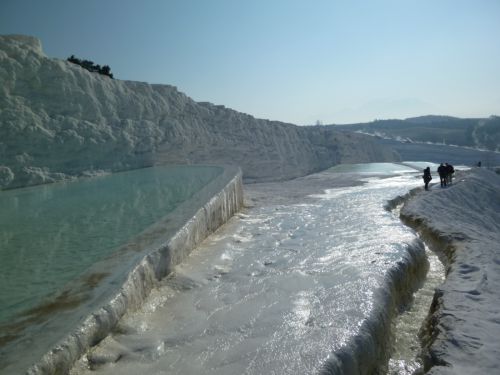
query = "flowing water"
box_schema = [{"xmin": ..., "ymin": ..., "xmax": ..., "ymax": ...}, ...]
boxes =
[
  {"xmin": 70, "ymin": 163, "xmax": 432, "ymax": 375},
  {"xmin": 0, "ymin": 165, "xmax": 224, "ymax": 374}
]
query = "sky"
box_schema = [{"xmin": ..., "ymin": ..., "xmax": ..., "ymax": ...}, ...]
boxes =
[{"xmin": 1, "ymin": 0, "xmax": 499, "ymax": 125}]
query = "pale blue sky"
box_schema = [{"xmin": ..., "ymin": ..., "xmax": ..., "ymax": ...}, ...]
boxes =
[{"xmin": 1, "ymin": 0, "xmax": 499, "ymax": 124}]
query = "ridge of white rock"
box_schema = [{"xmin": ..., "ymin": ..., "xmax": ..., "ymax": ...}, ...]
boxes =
[
  {"xmin": 0, "ymin": 34, "xmax": 399, "ymax": 189},
  {"xmin": 401, "ymin": 168, "xmax": 500, "ymax": 374}
]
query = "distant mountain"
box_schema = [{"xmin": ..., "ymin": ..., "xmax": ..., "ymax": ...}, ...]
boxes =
[
  {"xmin": 331, "ymin": 115, "xmax": 500, "ymax": 152},
  {"xmin": 404, "ymin": 115, "xmax": 460, "ymax": 124},
  {"xmin": 0, "ymin": 35, "xmax": 399, "ymax": 189}
]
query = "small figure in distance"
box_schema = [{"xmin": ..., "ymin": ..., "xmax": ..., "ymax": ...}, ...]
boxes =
[
  {"xmin": 423, "ymin": 167, "xmax": 432, "ymax": 190},
  {"xmin": 445, "ymin": 163, "xmax": 454, "ymax": 185},
  {"xmin": 477, "ymin": 161, "xmax": 482, "ymax": 167},
  {"xmin": 437, "ymin": 163, "xmax": 447, "ymax": 188}
]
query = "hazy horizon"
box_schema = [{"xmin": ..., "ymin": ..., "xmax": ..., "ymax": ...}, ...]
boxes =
[{"xmin": 1, "ymin": 0, "xmax": 499, "ymax": 125}]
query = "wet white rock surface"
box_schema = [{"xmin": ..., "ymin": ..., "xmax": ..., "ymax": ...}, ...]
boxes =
[{"xmin": 71, "ymin": 164, "xmax": 427, "ymax": 375}]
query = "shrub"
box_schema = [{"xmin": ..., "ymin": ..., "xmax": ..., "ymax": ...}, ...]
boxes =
[{"xmin": 67, "ymin": 55, "xmax": 114, "ymax": 79}]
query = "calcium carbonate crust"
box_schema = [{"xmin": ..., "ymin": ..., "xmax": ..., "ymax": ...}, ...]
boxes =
[
  {"xmin": 400, "ymin": 169, "xmax": 500, "ymax": 375},
  {"xmin": 0, "ymin": 34, "xmax": 399, "ymax": 189}
]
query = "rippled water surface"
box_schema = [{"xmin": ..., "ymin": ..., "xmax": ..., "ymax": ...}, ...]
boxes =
[{"xmin": 72, "ymin": 163, "xmax": 426, "ymax": 375}]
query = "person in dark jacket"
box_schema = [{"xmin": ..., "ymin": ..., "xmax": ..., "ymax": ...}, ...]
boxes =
[
  {"xmin": 437, "ymin": 163, "xmax": 447, "ymax": 187},
  {"xmin": 445, "ymin": 163, "xmax": 454, "ymax": 185},
  {"xmin": 423, "ymin": 167, "xmax": 432, "ymax": 190}
]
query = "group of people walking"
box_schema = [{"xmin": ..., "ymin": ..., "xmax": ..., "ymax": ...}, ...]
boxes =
[{"xmin": 422, "ymin": 163, "xmax": 454, "ymax": 190}]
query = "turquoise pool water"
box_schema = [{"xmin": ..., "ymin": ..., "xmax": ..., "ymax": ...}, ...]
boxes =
[{"xmin": 0, "ymin": 166, "xmax": 222, "ymax": 329}]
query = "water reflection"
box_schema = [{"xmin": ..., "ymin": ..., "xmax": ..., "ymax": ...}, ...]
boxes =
[{"xmin": 71, "ymin": 164, "xmax": 425, "ymax": 375}]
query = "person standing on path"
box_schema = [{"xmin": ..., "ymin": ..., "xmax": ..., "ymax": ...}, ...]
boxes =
[
  {"xmin": 437, "ymin": 163, "xmax": 447, "ymax": 187},
  {"xmin": 423, "ymin": 167, "xmax": 432, "ymax": 190},
  {"xmin": 445, "ymin": 163, "xmax": 454, "ymax": 185}
]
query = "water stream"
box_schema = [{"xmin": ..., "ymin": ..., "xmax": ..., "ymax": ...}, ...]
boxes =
[{"xmin": 70, "ymin": 163, "xmax": 434, "ymax": 374}]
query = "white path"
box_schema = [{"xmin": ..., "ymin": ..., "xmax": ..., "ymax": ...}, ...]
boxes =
[{"xmin": 401, "ymin": 168, "xmax": 500, "ymax": 374}]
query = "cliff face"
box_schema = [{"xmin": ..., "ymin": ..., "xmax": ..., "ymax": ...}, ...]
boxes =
[{"xmin": 0, "ymin": 35, "xmax": 399, "ymax": 189}]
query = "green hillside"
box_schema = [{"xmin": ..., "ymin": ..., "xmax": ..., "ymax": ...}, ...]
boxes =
[{"xmin": 331, "ymin": 115, "xmax": 500, "ymax": 152}]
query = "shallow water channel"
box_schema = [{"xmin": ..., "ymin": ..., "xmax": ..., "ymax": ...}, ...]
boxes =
[{"xmin": 71, "ymin": 163, "xmax": 437, "ymax": 375}]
